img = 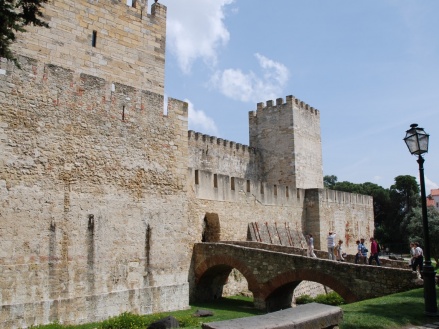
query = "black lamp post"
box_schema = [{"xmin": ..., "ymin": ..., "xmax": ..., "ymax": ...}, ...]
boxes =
[{"xmin": 403, "ymin": 123, "xmax": 437, "ymax": 315}]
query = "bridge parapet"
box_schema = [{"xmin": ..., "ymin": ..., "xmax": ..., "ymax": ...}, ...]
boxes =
[
  {"xmin": 192, "ymin": 242, "xmax": 419, "ymax": 311},
  {"xmin": 222, "ymin": 241, "xmax": 409, "ymax": 269}
]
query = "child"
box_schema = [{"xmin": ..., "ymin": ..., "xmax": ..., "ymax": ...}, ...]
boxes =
[{"xmin": 334, "ymin": 240, "xmax": 345, "ymax": 261}]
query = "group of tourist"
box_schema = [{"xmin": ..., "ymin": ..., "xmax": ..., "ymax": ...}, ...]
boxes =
[
  {"xmin": 305, "ymin": 232, "xmax": 426, "ymax": 277},
  {"xmin": 354, "ymin": 237, "xmax": 380, "ymax": 266},
  {"xmin": 304, "ymin": 232, "xmax": 382, "ymax": 265}
]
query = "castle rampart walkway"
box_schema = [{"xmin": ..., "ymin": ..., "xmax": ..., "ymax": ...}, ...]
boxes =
[{"xmin": 192, "ymin": 242, "xmax": 418, "ymax": 312}]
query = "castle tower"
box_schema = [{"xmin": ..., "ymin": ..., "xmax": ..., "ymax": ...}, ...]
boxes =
[
  {"xmin": 249, "ymin": 95, "xmax": 323, "ymax": 189},
  {"xmin": 10, "ymin": 0, "xmax": 167, "ymax": 95}
]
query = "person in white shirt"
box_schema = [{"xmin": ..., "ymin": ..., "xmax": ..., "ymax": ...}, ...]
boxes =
[
  {"xmin": 409, "ymin": 242, "xmax": 416, "ymax": 266},
  {"xmin": 306, "ymin": 234, "xmax": 317, "ymax": 258},
  {"xmin": 334, "ymin": 240, "xmax": 345, "ymax": 261},
  {"xmin": 327, "ymin": 231, "xmax": 336, "ymax": 260},
  {"xmin": 411, "ymin": 242, "xmax": 424, "ymax": 278}
]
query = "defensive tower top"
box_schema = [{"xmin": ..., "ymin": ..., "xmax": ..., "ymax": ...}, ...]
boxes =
[
  {"xmin": 250, "ymin": 95, "xmax": 320, "ymax": 117},
  {"xmin": 249, "ymin": 95, "xmax": 323, "ymax": 189}
]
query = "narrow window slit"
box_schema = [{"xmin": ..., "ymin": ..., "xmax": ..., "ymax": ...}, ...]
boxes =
[{"xmin": 92, "ymin": 31, "xmax": 97, "ymax": 47}]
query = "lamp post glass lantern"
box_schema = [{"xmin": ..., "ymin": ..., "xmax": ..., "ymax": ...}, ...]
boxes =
[
  {"xmin": 404, "ymin": 123, "xmax": 429, "ymax": 155},
  {"xmin": 403, "ymin": 123, "xmax": 437, "ymax": 316}
]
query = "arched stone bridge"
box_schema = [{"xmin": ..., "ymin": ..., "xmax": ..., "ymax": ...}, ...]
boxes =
[{"xmin": 191, "ymin": 241, "xmax": 418, "ymax": 312}]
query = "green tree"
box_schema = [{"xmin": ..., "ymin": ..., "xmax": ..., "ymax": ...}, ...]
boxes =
[
  {"xmin": 323, "ymin": 175, "xmax": 338, "ymax": 189},
  {"xmin": 0, "ymin": 0, "xmax": 49, "ymax": 66},
  {"xmin": 389, "ymin": 175, "xmax": 420, "ymax": 216},
  {"xmin": 402, "ymin": 207, "xmax": 439, "ymax": 267},
  {"xmin": 324, "ymin": 175, "xmax": 420, "ymax": 246},
  {"xmin": 327, "ymin": 179, "xmax": 391, "ymax": 231},
  {"xmin": 361, "ymin": 182, "xmax": 391, "ymax": 228},
  {"xmin": 323, "ymin": 175, "xmax": 428, "ymax": 248}
]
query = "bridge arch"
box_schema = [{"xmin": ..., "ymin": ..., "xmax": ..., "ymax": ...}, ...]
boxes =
[
  {"xmin": 192, "ymin": 254, "xmax": 259, "ymax": 302},
  {"xmin": 259, "ymin": 268, "xmax": 357, "ymax": 311},
  {"xmin": 192, "ymin": 242, "xmax": 418, "ymax": 311}
]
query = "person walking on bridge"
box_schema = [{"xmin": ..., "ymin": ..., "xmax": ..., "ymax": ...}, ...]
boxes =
[
  {"xmin": 368, "ymin": 237, "xmax": 380, "ymax": 266},
  {"xmin": 306, "ymin": 234, "xmax": 317, "ymax": 258},
  {"xmin": 327, "ymin": 231, "xmax": 336, "ymax": 260},
  {"xmin": 412, "ymin": 242, "xmax": 424, "ymax": 278},
  {"xmin": 334, "ymin": 240, "xmax": 345, "ymax": 261},
  {"xmin": 355, "ymin": 239, "xmax": 367, "ymax": 264}
]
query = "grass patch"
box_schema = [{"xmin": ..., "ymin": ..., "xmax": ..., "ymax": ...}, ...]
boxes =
[
  {"xmin": 27, "ymin": 288, "xmax": 439, "ymax": 329},
  {"xmin": 28, "ymin": 296, "xmax": 264, "ymax": 329},
  {"xmin": 340, "ymin": 287, "xmax": 439, "ymax": 329},
  {"xmin": 180, "ymin": 295, "xmax": 266, "ymax": 328}
]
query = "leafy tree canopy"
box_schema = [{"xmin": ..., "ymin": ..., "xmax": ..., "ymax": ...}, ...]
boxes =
[
  {"xmin": 323, "ymin": 175, "xmax": 338, "ymax": 189},
  {"xmin": 402, "ymin": 207, "xmax": 439, "ymax": 267},
  {"xmin": 323, "ymin": 174, "xmax": 424, "ymax": 246},
  {"xmin": 0, "ymin": 0, "xmax": 49, "ymax": 66},
  {"xmin": 389, "ymin": 175, "xmax": 420, "ymax": 216}
]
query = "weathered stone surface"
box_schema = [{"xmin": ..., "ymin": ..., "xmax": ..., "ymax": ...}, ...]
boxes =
[
  {"xmin": 201, "ymin": 303, "xmax": 343, "ymax": 329},
  {"xmin": 148, "ymin": 316, "xmax": 179, "ymax": 329},
  {"xmin": 193, "ymin": 309, "xmax": 214, "ymax": 317},
  {"xmin": 192, "ymin": 242, "xmax": 418, "ymax": 311}
]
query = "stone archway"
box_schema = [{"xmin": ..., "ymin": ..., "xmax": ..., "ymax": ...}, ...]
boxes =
[{"xmin": 201, "ymin": 213, "xmax": 220, "ymax": 242}]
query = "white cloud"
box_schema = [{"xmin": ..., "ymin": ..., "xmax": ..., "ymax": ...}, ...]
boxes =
[
  {"xmin": 163, "ymin": 0, "xmax": 234, "ymax": 74},
  {"xmin": 373, "ymin": 175, "xmax": 382, "ymax": 183},
  {"xmin": 209, "ymin": 53, "xmax": 290, "ymax": 102},
  {"xmin": 425, "ymin": 176, "xmax": 439, "ymax": 193},
  {"xmin": 185, "ymin": 99, "xmax": 219, "ymax": 136}
]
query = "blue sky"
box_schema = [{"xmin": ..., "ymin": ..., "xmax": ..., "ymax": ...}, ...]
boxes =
[{"xmin": 159, "ymin": 0, "xmax": 439, "ymax": 191}]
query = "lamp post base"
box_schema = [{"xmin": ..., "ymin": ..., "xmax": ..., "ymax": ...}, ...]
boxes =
[{"xmin": 422, "ymin": 264, "xmax": 438, "ymax": 316}]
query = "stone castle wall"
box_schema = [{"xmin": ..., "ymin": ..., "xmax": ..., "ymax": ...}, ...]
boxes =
[
  {"xmin": 0, "ymin": 55, "xmax": 190, "ymax": 327},
  {"xmin": 186, "ymin": 168, "xmax": 373, "ymax": 256},
  {"xmin": 187, "ymin": 168, "xmax": 307, "ymax": 243},
  {"xmin": 0, "ymin": 0, "xmax": 375, "ymax": 327},
  {"xmin": 188, "ymin": 131, "xmax": 258, "ymax": 180},
  {"xmin": 0, "ymin": 1, "xmax": 193, "ymax": 327},
  {"xmin": 305, "ymin": 189, "xmax": 374, "ymax": 251},
  {"xmin": 10, "ymin": 0, "xmax": 166, "ymax": 95}
]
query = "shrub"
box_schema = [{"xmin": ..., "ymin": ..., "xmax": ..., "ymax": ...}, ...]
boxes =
[
  {"xmin": 97, "ymin": 312, "xmax": 201, "ymax": 329},
  {"xmin": 314, "ymin": 292, "xmax": 345, "ymax": 306},
  {"xmin": 295, "ymin": 294, "xmax": 314, "ymax": 305},
  {"xmin": 295, "ymin": 292, "xmax": 345, "ymax": 306},
  {"xmin": 99, "ymin": 312, "xmax": 150, "ymax": 329}
]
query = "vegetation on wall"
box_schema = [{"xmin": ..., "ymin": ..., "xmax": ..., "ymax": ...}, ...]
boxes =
[{"xmin": 0, "ymin": 0, "xmax": 49, "ymax": 66}]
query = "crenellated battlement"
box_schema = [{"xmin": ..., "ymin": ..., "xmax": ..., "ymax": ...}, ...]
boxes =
[
  {"xmin": 189, "ymin": 168, "xmax": 303, "ymax": 206},
  {"xmin": 319, "ymin": 188, "xmax": 373, "ymax": 206},
  {"xmin": 188, "ymin": 168, "xmax": 372, "ymax": 207},
  {"xmin": 188, "ymin": 130, "xmax": 256, "ymax": 154},
  {"xmin": 249, "ymin": 95, "xmax": 319, "ymax": 118}
]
